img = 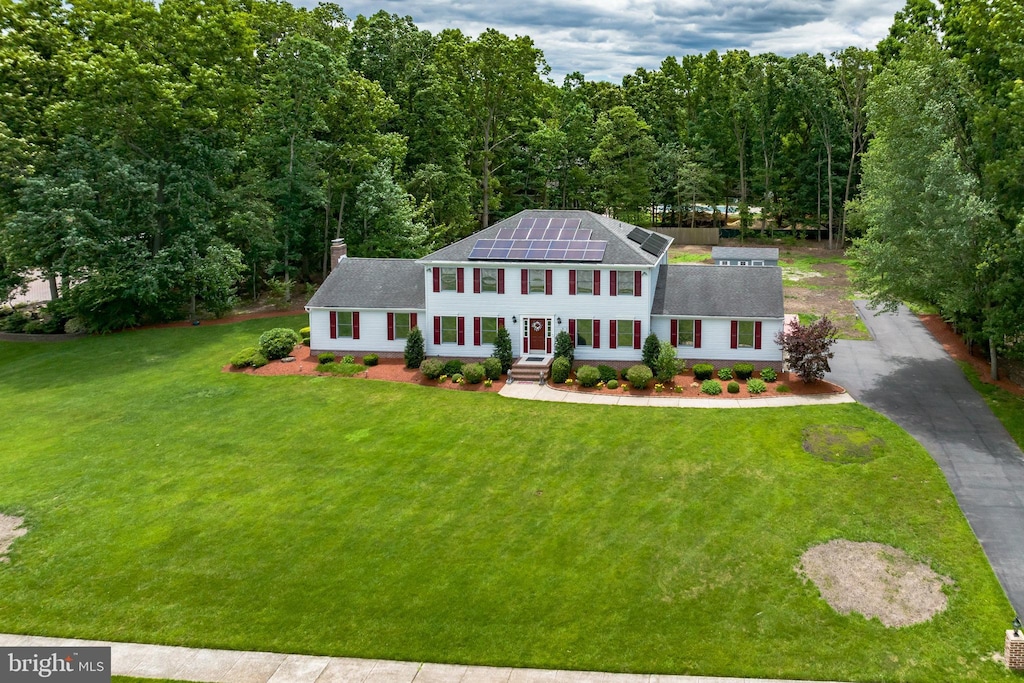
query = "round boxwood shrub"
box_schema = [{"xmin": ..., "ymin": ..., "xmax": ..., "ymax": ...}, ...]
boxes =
[
  {"xmin": 701, "ymin": 379, "xmax": 723, "ymax": 395},
  {"xmin": 727, "ymin": 380, "xmax": 740, "ymax": 393},
  {"xmin": 692, "ymin": 363, "xmax": 714, "ymax": 381},
  {"xmin": 258, "ymin": 327, "xmax": 301, "ymax": 360},
  {"xmin": 606, "ymin": 379, "xmax": 619, "ymax": 390},
  {"xmin": 230, "ymin": 347, "xmax": 268, "ymax": 369},
  {"xmin": 747, "ymin": 378, "xmax": 767, "ymax": 394},
  {"xmin": 626, "ymin": 364, "xmax": 653, "ymax": 390},
  {"xmin": 420, "ymin": 358, "xmax": 445, "ymax": 379},
  {"xmin": 760, "ymin": 367, "xmax": 778, "ymax": 382},
  {"xmin": 551, "ymin": 356, "xmax": 571, "ymax": 384},
  {"xmin": 482, "ymin": 357, "xmax": 502, "ymax": 381},
  {"xmin": 362, "ymin": 353, "xmax": 379, "ymax": 367},
  {"xmin": 463, "ymin": 362, "xmax": 485, "ymax": 384},
  {"xmin": 317, "ymin": 352, "xmax": 336, "ymax": 365},
  {"xmin": 443, "ymin": 359, "xmax": 464, "ymax": 376},
  {"xmin": 734, "ymin": 363, "xmax": 754, "ymax": 380},
  {"xmin": 576, "ymin": 365, "xmax": 601, "ymax": 387},
  {"xmin": 451, "ymin": 373, "xmax": 464, "ymax": 384},
  {"xmin": 718, "ymin": 367, "xmax": 733, "ymax": 381},
  {"xmin": 597, "ymin": 365, "xmax": 618, "ymax": 383}
]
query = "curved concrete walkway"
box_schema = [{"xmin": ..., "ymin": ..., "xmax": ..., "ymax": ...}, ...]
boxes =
[
  {"xmin": 499, "ymin": 382, "xmax": 855, "ymax": 408},
  {"xmin": 0, "ymin": 633, "xmax": 852, "ymax": 683},
  {"xmin": 827, "ymin": 302, "xmax": 1024, "ymax": 614}
]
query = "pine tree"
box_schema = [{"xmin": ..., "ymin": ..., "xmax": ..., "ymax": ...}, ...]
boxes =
[
  {"xmin": 492, "ymin": 325, "xmax": 514, "ymax": 373},
  {"xmin": 404, "ymin": 327, "xmax": 425, "ymax": 369}
]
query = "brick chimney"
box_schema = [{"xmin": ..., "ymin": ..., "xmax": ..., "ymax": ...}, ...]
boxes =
[{"xmin": 330, "ymin": 239, "xmax": 347, "ymax": 271}]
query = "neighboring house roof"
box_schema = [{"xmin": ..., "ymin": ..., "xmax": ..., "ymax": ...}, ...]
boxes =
[
  {"xmin": 651, "ymin": 265, "xmax": 784, "ymax": 318},
  {"xmin": 711, "ymin": 246, "xmax": 780, "ymax": 261},
  {"xmin": 306, "ymin": 258, "xmax": 425, "ymax": 309},
  {"xmin": 420, "ymin": 210, "xmax": 670, "ymax": 267}
]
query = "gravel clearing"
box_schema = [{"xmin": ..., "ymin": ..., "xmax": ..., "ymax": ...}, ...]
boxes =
[
  {"xmin": 797, "ymin": 539, "xmax": 952, "ymax": 627},
  {"xmin": 0, "ymin": 514, "xmax": 27, "ymax": 562}
]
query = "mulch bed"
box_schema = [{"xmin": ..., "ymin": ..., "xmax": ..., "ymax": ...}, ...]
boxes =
[
  {"xmin": 546, "ymin": 372, "xmax": 844, "ymax": 399},
  {"xmin": 917, "ymin": 314, "xmax": 1024, "ymax": 397}
]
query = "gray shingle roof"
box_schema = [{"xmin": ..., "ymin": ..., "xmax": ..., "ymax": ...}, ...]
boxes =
[
  {"xmin": 652, "ymin": 265, "xmax": 784, "ymax": 318},
  {"xmin": 711, "ymin": 246, "xmax": 780, "ymax": 261},
  {"xmin": 420, "ymin": 210, "xmax": 669, "ymax": 266},
  {"xmin": 306, "ymin": 258, "xmax": 424, "ymax": 309}
]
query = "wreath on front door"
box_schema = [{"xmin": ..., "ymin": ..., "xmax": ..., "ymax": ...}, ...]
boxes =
[{"xmin": 532, "ymin": 320, "xmax": 543, "ymax": 331}]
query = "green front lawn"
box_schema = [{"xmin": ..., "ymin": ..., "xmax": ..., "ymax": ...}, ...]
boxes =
[{"xmin": 0, "ymin": 319, "xmax": 1015, "ymax": 682}]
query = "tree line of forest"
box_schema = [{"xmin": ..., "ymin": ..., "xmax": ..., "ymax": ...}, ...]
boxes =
[{"xmin": 0, "ymin": 0, "xmax": 1022, "ymax": 369}]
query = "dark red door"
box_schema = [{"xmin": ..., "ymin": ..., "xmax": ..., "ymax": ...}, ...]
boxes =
[{"xmin": 529, "ymin": 318, "xmax": 546, "ymax": 351}]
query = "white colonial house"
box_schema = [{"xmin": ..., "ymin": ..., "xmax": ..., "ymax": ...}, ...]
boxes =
[{"xmin": 306, "ymin": 210, "xmax": 785, "ymax": 369}]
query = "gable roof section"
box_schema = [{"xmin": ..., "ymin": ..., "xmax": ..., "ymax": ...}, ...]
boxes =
[
  {"xmin": 652, "ymin": 265, "xmax": 784, "ymax": 318},
  {"xmin": 420, "ymin": 210, "xmax": 669, "ymax": 267},
  {"xmin": 306, "ymin": 258, "xmax": 425, "ymax": 309},
  {"xmin": 711, "ymin": 246, "xmax": 780, "ymax": 261}
]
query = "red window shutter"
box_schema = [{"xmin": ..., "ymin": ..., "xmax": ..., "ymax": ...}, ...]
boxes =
[
  {"xmin": 633, "ymin": 320, "xmax": 641, "ymax": 349},
  {"xmin": 609, "ymin": 320, "xmax": 617, "ymax": 349},
  {"xmin": 410, "ymin": 312, "xmax": 418, "ymax": 331},
  {"xmin": 568, "ymin": 319, "xmax": 576, "ymax": 346},
  {"xmin": 593, "ymin": 320, "xmax": 600, "ymax": 349},
  {"xmin": 352, "ymin": 312, "xmax": 360, "ymax": 340},
  {"xmin": 387, "ymin": 312, "xmax": 395, "ymax": 341},
  {"xmin": 433, "ymin": 316, "xmax": 441, "ymax": 345},
  {"xmin": 432, "ymin": 268, "xmax": 440, "ymax": 293},
  {"xmin": 329, "ymin": 311, "xmax": 337, "ymax": 339},
  {"xmin": 755, "ymin": 321, "xmax": 763, "ymax": 349},
  {"xmin": 730, "ymin": 320, "xmax": 738, "ymax": 349},
  {"xmin": 670, "ymin": 319, "xmax": 678, "ymax": 346},
  {"xmin": 610, "ymin": 271, "xmax": 617, "ymax": 296},
  {"xmin": 521, "ymin": 269, "xmax": 528, "ymax": 295},
  {"xmin": 457, "ymin": 316, "xmax": 465, "ymax": 345},
  {"xmin": 498, "ymin": 317, "xmax": 505, "ymax": 329},
  {"xmin": 473, "ymin": 317, "xmax": 481, "ymax": 346},
  {"xmin": 594, "ymin": 270, "xmax": 601, "ymax": 295},
  {"xmin": 473, "ymin": 268, "xmax": 481, "ymax": 294},
  {"xmin": 497, "ymin": 269, "xmax": 505, "ymax": 294},
  {"xmin": 694, "ymin": 320, "xmax": 702, "ymax": 348},
  {"xmin": 569, "ymin": 270, "xmax": 576, "ymax": 295},
  {"xmin": 634, "ymin": 271, "xmax": 642, "ymax": 297},
  {"xmin": 546, "ymin": 334, "xmax": 552, "ymax": 353},
  {"xmin": 545, "ymin": 269, "xmax": 552, "ymax": 295},
  {"xmin": 456, "ymin": 268, "xmax": 464, "ymax": 293}
]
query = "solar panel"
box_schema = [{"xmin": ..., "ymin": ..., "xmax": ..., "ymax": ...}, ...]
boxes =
[
  {"xmin": 640, "ymin": 233, "xmax": 669, "ymax": 255},
  {"xmin": 470, "ymin": 216, "xmax": 607, "ymax": 261},
  {"xmin": 627, "ymin": 227, "xmax": 647, "ymax": 243},
  {"xmin": 518, "ymin": 218, "xmax": 537, "ymax": 231}
]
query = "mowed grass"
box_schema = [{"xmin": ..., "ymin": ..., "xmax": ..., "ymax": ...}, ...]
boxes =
[{"xmin": 0, "ymin": 318, "xmax": 1015, "ymax": 682}]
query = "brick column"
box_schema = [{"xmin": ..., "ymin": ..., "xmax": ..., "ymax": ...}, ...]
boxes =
[{"xmin": 1007, "ymin": 630, "xmax": 1024, "ymax": 670}]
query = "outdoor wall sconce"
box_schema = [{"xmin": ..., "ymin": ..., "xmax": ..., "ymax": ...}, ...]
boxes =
[
  {"xmin": 512, "ymin": 316, "xmax": 517, "ymax": 324},
  {"xmin": 556, "ymin": 316, "xmax": 562, "ymax": 325}
]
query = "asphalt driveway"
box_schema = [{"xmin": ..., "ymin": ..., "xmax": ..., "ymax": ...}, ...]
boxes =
[{"xmin": 827, "ymin": 301, "xmax": 1024, "ymax": 615}]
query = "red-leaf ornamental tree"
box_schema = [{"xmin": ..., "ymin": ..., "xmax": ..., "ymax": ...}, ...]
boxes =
[{"xmin": 776, "ymin": 315, "xmax": 839, "ymax": 383}]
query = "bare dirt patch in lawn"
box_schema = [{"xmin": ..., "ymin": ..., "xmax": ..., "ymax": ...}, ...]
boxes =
[
  {"xmin": 802, "ymin": 425, "xmax": 886, "ymax": 464},
  {"xmin": 0, "ymin": 514, "xmax": 27, "ymax": 562},
  {"xmin": 797, "ymin": 540, "xmax": 952, "ymax": 627}
]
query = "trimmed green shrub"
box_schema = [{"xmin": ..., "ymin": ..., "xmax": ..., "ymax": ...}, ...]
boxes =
[
  {"xmin": 727, "ymin": 381, "xmax": 740, "ymax": 394},
  {"xmin": 606, "ymin": 379, "xmax": 619, "ymax": 390},
  {"xmin": 734, "ymin": 363, "xmax": 754, "ymax": 380},
  {"xmin": 626, "ymin": 364, "xmax": 653, "ymax": 390},
  {"xmin": 492, "ymin": 326, "xmax": 514, "ymax": 372},
  {"xmin": 299, "ymin": 326, "xmax": 311, "ymax": 337},
  {"xmin": 718, "ymin": 367, "xmax": 733, "ymax": 381},
  {"xmin": 0, "ymin": 310, "xmax": 29, "ymax": 332},
  {"xmin": 551, "ymin": 357, "xmax": 571, "ymax": 384},
  {"xmin": 342, "ymin": 355, "xmax": 355, "ymax": 364},
  {"xmin": 554, "ymin": 330, "xmax": 574, "ymax": 364},
  {"xmin": 776, "ymin": 384, "xmax": 791, "ymax": 393},
  {"xmin": 693, "ymin": 363, "xmax": 714, "ymax": 381},
  {"xmin": 443, "ymin": 359, "xmax": 464, "ymax": 376},
  {"xmin": 230, "ymin": 347, "xmax": 268, "ymax": 369},
  {"xmin": 463, "ymin": 363, "xmax": 485, "ymax": 384},
  {"xmin": 655, "ymin": 341, "xmax": 678, "ymax": 382},
  {"xmin": 701, "ymin": 380, "xmax": 722, "ymax": 395},
  {"xmin": 642, "ymin": 333, "xmax": 660, "ymax": 370},
  {"xmin": 420, "ymin": 358, "xmax": 444, "ymax": 379},
  {"xmin": 362, "ymin": 353, "xmax": 379, "ymax": 367},
  {"xmin": 576, "ymin": 365, "xmax": 601, "ymax": 387},
  {"xmin": 760, "ymin": 367, "xmax": 778, "ymax": 382},
  {"xmin": 258, "ymin": 328, "xmax": 301, "ymax": 360},
  {"xmin": 482, "ymin": 357, "xmax": 502, "ymax": 381},
  {"xmin": 23, "ymin": 319, "xmax": 45, "ymax": 334},
  {"xmin": 404, "ymin": 327, "xmax": 425, "ymax": 369},
  {"xmin": 597, "ymin": 365, "xmax": 618, "ymax": 383},
  {"xmin": 451, "ymin": 373, "xmax": 464, "ymax": 384},
  {"xmin": 317, "ymin": 353, "xmax": 336, "ymax": 365},
  {"xmin": 748, "ymin": 378, "xmax": 767, "ymax": 394}
]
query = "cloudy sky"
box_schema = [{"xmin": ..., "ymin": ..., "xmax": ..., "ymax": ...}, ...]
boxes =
[{"xmin": 308, "ymin": 0, "xmax": 905, "ymax": 82}]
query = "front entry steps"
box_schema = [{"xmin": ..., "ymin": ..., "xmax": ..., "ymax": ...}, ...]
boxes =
[{"xmin": 509, "ymin": 354, "xmax": 554, "ymax": 383}]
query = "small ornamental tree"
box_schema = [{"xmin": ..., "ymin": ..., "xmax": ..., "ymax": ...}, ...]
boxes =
[
  {"xmin": 654, "ymin": 341, "xmax": 678, "ymax": 382},
  {"xmin": 554, "ymin": 330, "xmax": 574, "ymax": 364},
  {"xmin": 404, "ymin": 327, "xmax": 425, "ymax": 369},
  {"xmin": 492, "ymin": 325, "xmax": 514, "ymax": 373},
  {"xmin": 776, "ymin": 315, "xmax": 839, "ymax": 383},
  {"xmin": 642, "ymin": 332, "xmax": 660, "ymax": 370}
]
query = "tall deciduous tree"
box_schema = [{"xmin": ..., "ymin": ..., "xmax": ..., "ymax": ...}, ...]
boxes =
[{"xmin": 591, "ymin": 106, "xmax": 657, "ymax": 219}]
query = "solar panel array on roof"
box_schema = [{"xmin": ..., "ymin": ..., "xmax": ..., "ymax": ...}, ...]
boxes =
[
  {"xmin": 470, "ymin": 216, "xmax": 605, "ymax": 262},
  {"xmin": 626, "ymin": 227, "xmax": 647, "ymax": 243},
  {"xmin": 640, "ymin": 232, "xmax": 670, "ymax": 256}
]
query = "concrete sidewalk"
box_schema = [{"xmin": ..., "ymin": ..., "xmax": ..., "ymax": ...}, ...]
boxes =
[
  {"xmin": 499, "ymin": 382, "xmax": 855, "ymax": 408},
  {"xmin": 0, "ymin": 633, "xmax": 851, "ymax": 683}
]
